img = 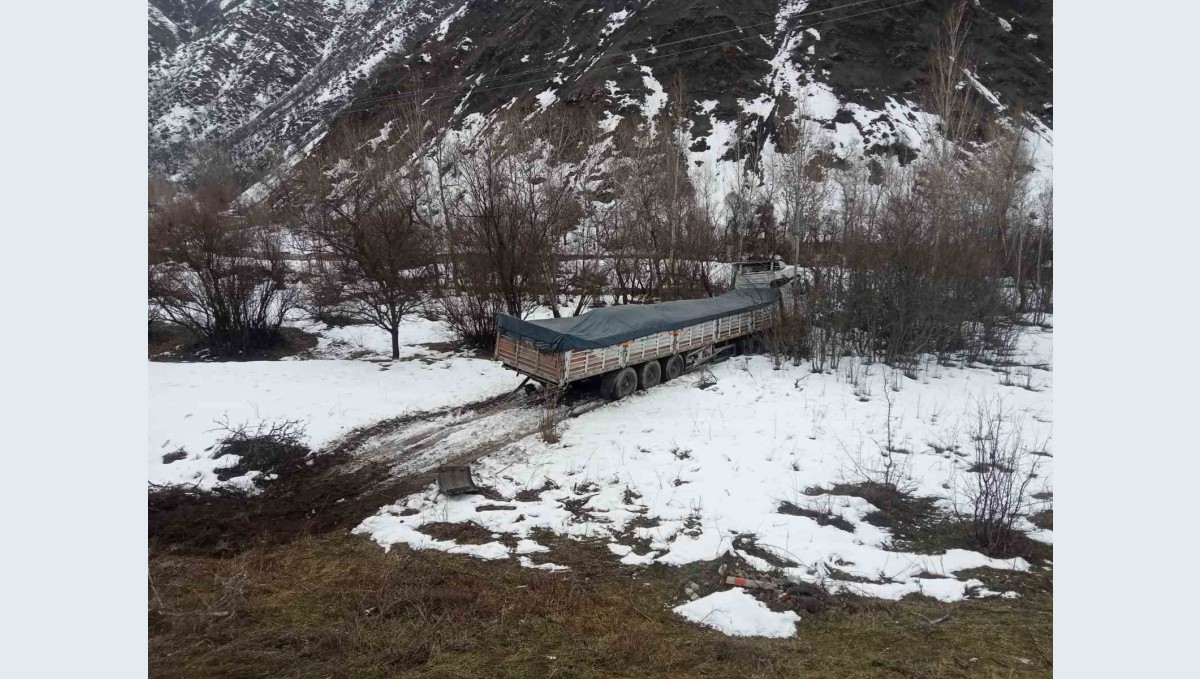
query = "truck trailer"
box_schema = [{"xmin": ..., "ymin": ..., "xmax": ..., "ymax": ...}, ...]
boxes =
[{"xmin": 495, "ymin": 287, "xmax": 781, "ymax": 400}]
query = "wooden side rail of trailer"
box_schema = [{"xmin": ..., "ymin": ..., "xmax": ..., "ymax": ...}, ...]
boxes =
[{"xmin": 495, "ymin": 288, "xmax": 780, "ymax": 400}]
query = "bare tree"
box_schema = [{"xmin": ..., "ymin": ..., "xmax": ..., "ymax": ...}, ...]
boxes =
[
  {"xmin": 293, "ymin": 124, "xmax": 436, "ymax": 359},
  {"xmin": 453, "ymin": 107, "xmax": 580, "ymax": 315},
  {"xmin": 185, "ymin": 143, "xmax": 253, "ymax": 207},
  {"xmin": 605, "ymin": 76, "xmax": 717, "ymax": 301},
  {"xmin": 437, "ymin": 105, "xmax": 585, "ymax": 348},
  {"xmin": 606, "ymin": 121, "xmax": 660, "ymax": 302},
  {"xmin": 1030, "ymin": 182, "xmax": 1053, "ymax": 318},
  {"xmin": 771, "ymin": 114, "xmax": 829, "ymax": 267},
  {"xmin": 924, "ymin": 0, "xmax": 983, "ymax": 152},
  {"xmin": 781, "ymin": 0, "xmax": 1047, "ymax": 369}
]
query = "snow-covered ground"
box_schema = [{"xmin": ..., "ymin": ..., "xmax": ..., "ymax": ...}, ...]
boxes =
[
  {"xmin": 294, "ymin": 314, "xmax": 452, "ymax": 360},
  {"xmin": 149, "ymin": 296, "xmax": 1052, "ymax": 637},
  {"xmin": 148, "ymin": 316, "xmax": 514, "ymax": 489},
  {"xmin": 146, "ymin": 297, "xmax": 617, "ymax": 490},
  {"xmin": 356, "ymin": 321, "xmax": 1053, "ymax": 635}
]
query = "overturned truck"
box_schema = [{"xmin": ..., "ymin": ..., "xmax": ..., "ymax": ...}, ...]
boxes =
[{"xmin": 495, "ymin": 287, "xmax": 781, "ymax": 400}]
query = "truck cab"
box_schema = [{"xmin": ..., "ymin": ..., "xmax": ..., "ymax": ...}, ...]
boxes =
[{"xmin": 733, "ymin": 258, "xmax": 789, "ymax": 290}]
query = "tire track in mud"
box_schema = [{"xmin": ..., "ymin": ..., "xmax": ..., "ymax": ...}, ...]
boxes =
[{"xmin": 338, "ymin": 386, "xmax": 608, "ymax": 482}]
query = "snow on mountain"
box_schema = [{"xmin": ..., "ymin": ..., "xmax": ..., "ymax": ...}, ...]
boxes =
[
  {"xmin": 148, "ymin": 0, "xmax": 1052, "ymax": 186},
  {"xmin": 148, "ymin": 0, "xmax": 461, "ymax": 174}
]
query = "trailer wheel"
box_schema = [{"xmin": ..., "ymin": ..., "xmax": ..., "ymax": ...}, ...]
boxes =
[
  {"xmin": 748, "ymin": 335, "xmax": 767, "ymax": 355},
  {"xmin": 638, "ymin": 360, "xmax": 662, "ymax": 390},
  {"xmin": 602, "ymin": 367, "xmax": 638, "ymax": 401},
  {"xmin": 661, "ymin": 354, "xmax": 684, "ymax": 382}
]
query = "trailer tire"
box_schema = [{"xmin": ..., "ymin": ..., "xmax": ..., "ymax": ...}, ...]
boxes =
[
  {"xmin": 638, "ymin": 360, "xmax": 662, "ymax": 390},
  {"xmin": 661, "ymin": 354, "xmax": 684, "ymax": 382},
  {"xmin": 603, "ymin": 367, "xmax": 638, "ymax": 401},
  {"xmin": 748, "ymin": 335, "xmax": 767, "ymax": 355}
]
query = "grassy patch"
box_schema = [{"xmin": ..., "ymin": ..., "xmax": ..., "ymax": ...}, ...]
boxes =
[
  {"xmin": 420, "ymin": 522, "xmax": 498, "ymax": 545},
  {"xmin": 148, "ymin": 320, "xmax": 197, "ymax": 358},
  {"xmin": 148, "ymin": 452, "xmax": 425, "ymax": 558},
  {"xmin": 813, "ymin": 482, "xmax": 1051, "ymax": 564},
  {"xmin": 1029, "ymin": 509, "xmax": 1053, "ymax": 531},
  {"xmin": 821, "ymin": 482, "xmax": 959, "ymax": 552},
  {"xmin": 161, "ymin": 447, "xmax": 187, "ymax": 464},
  {"xmin": 731, "ymin": 533, "xmax": 800, "ymax": 568},
  {"xmin": 150, "ymin": 533, "xmax": 1052, "ymax": 678},
  {"xmin": 778, "ymin": 501, "xmax": 856, "ymax": 533}
]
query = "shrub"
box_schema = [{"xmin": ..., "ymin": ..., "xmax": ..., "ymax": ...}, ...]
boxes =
[
  {"xmin": 211, "ymin": 418, "xmax": 310, "ymax": 484},
  {"xmin": 438, "ymin": 288, "xmax": 506, "ymax": 352},
  {"xmin": 150, "ymin": 195, "xmax": 299, "ymax": 356},
  {"xmin": 956, "ymin": 398, "xmax": 1043, "ymax": 556}
]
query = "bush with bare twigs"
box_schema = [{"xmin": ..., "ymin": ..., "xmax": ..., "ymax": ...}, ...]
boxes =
[
  {"xmin": 149, "ymin": 190, "xmax": 299, "ymax": 357},
  {"xmin": 954, "ymin": 397, "xmax": 1045, "ymax": 556},
  {"xmin": 437, "ymin": 269, "xmax": 508, "ymax": 350},
  {"xmin": 768, "ymin": 288, "xmax": 810, "ymax": 368},
  {"xmin": 210, "ymin": 417, "xmax": 311, "ymax": 484}
]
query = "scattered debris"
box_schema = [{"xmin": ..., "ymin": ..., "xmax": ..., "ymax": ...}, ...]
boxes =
[
  {"xmin": 724, "ymin": 574, "xmax": 828, "ymax": 614},
  {"xmin": 475, "ymin": 504, "xmax": 517, "ymax": 512},
  {"xmin": 726, "ymin": 575, "xmax": 779, "ymax": 591}
]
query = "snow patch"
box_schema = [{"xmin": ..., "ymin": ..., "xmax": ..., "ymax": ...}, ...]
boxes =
[
  {"xmin": 434, "ymin": 2, "xmax": 468, "ymax": 41},
  {"xmin": 536, "ymin": 88, "xmax": 558, "ymax": 109},
  {"xmin": 640, "ymin": 67, "xmax": 667, "ymax": 123},
  {"xmin": 674, "ymin": 589, "xmax": 800, "ymax": 638},
  {"xmin": 599, "ymin": 110, "xmax": 623, "ymax": 133},
  {"xmin": 602, "ymin": 9, "xmax": 631, "ymax": 37},
  {"xmin": 148, "ymin": 317, "xmax": 513, "ymax": 489},
  {"xmin": 740, "ymin": 93, "xmax": 774, "ymax": 119}
]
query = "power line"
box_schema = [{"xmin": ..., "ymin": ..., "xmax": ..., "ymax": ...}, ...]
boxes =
[
  {"xmin": 337, "ymin": 0, "xmax": 900, "ymax": 110},
  {"xmin": 322, "ymin": 0, "xmax": 927, "ymax": 117}
]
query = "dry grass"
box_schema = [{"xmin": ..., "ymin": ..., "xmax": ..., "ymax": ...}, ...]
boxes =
[
  {"xmin": 1029, "ymin": 510, "xmax": 1053, "ymax": 531},
  {"xmin": 150, "ymin": 529, "xmax": 1051, "ymax": 678}
]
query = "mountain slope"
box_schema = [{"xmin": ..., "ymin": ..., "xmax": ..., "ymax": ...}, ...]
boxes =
[
  {"xmin": 148, "ymin": 0, "xmax": 459, "ymax": 173},
  {"xmin": 148, "ymin": 0, "xmax": 1052, "ymax": 184}
]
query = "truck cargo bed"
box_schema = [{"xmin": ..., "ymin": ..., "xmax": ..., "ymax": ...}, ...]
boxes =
[{"xmin": 495, "ymin": 288, "xmax": 779, "ymax": 386}]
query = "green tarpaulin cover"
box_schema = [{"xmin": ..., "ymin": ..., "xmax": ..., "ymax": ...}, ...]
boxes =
[{"xmin": 497, "ymin": 287, "xmax": 780, "ymax": 352}]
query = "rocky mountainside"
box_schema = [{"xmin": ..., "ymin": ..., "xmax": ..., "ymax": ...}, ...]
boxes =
[
  {"xmin": 148, "ymin": 0, "xmax": 1052, "ymax": 186},
  {"xmin": 148, "ymin": 0, "xmax": 457, "ymax": 173}
]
